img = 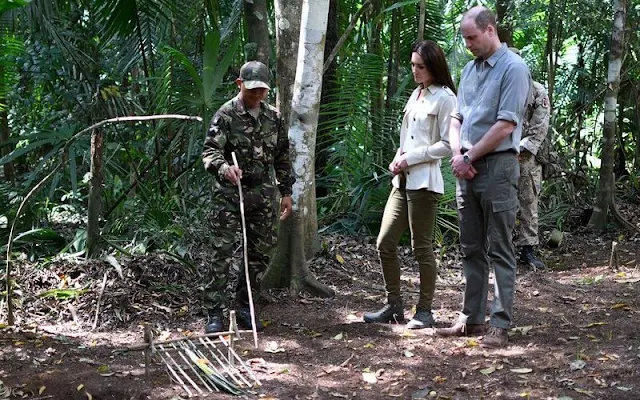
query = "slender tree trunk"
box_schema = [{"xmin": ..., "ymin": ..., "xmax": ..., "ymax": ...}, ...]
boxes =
[
  {"xmin": 368, "ymin": 0, "xmax": 384, "ymax": 142},
  {"xmin": 634, "ymin": 84, "xmax": 640, "ymax": 175},
  {"xmin": 496, "ymin": 0, "xmax": 513, "ymax": 46},
  {"xmin": 573, "ymin": 43, "xmax": 586, "ymax": 170},
  {"xmin": 613, "ymin": 92, "xmax": 628, "ymax": 178},
  {"xmin": 0, "ymin": 106, "xmax": 14, "ymax": 182},
  {"xmin": 87, "ymin": 128, "xmax": 104, "ymax": 257},
  {"xmin": 546, "ymin": 0, "xmax": 556, "ymax": 107},
  {"xmin": 315, "ymin": 0, "xmax": 339, "ymax": 198},
  {"xmin": 589, "ymin": 0, "xmax": 627, "ymax": 229},
  {"xmin": 417, "ymin": 0, "xmax": 425, "ymax": 41},
  {"xmin": 386, "ymin": 8, "xmax": 399, "ymax": 112},
  {"xmin": 243, "ymin": 0, "xmax": 271, "ymax": 64}
]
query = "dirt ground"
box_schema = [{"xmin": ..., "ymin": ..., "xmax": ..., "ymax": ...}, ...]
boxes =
[{"xmin": 1, "ymin": 228, "xmax": 639, "ymax": 400}]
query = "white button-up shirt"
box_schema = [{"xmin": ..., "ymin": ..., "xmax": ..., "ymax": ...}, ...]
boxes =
[{"xmin": 392, "ymin": 84, "xmax": 457, "ymax": 193}]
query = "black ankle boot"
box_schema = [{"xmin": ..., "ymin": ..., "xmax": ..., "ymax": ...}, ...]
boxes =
[
  {"xmin": 236, "ymin": 307, "xmax": 265, "ymax": 331},
  {"xmin": 205, "ymin": 310, "xmax": 225, "ymax": 334},
  {"xmin": 363, "ymin": 300, "xmax": 405, "ymax": 323},
  {"xmin": 520, "ymin": 245, "xmax": 546, "ymax": 270}
]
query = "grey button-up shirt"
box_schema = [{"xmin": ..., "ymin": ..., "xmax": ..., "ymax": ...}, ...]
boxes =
[{"xmin": 452, "ymin": 43, "xmax": 531, "ymax": 153}]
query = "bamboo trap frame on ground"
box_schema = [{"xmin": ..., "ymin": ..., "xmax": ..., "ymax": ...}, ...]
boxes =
[{"xmin": 116, "ymin": 312, "xmax": 261, "ymax": 397}]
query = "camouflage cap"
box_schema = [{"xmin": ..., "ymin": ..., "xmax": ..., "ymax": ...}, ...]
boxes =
[{"xmin": 239, "ymin": 61, "xmax": 270, "ymax": 90}]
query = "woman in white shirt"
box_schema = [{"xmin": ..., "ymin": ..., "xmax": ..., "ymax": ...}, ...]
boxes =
[{"xmin": 364, "ymin": 40, "xmax": 457, "ymax": 329}]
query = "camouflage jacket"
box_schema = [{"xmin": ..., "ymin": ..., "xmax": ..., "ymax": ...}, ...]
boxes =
[
  {"xmin": 520, "ymin": 81, "xmax": 550, "ymax": 157},
  {"xmin": 202, "ymin": 96, "xmax": 294, "ymax": 196}
]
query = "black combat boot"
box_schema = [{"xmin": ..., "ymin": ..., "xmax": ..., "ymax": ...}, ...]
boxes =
[
  {"xmin": 363, "ymin": 300, "xmax": 405, "ymax": 324},
  {"xmin": 205, "ymin": 310, "xmax": 225, "ymax": 334},
  {"xmin": 236, "ymin": 307, "xmax": 265, "ymax": 331},
  {"xmin": 520, "ymin": 245, "xmax": 546, "ymax": 270}
]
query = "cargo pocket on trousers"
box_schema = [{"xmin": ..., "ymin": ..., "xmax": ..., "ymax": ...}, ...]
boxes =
[{"xmin": 492, "ymin": 197, "xmax": 518, "ymax": 213}]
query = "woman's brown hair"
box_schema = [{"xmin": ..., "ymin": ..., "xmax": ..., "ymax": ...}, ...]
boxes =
[{"xmin": 411, "ymin": 40, "xmax": 457, "ymax": 94}]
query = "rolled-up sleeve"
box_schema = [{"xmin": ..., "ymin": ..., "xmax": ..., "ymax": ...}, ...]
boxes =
[{"xmin": 497, "ymin": 63, "xmax": 531, "ymax": 126}]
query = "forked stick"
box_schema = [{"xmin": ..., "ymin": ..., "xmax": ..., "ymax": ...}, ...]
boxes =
[{"xmin": 231, "ymin": 152, "xmax": 259, "ymax": 348}]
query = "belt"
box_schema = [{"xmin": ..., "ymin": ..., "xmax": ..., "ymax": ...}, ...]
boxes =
[{"xmin": 460, "ymin": 148, "xmax": 517, "ymax": 157}]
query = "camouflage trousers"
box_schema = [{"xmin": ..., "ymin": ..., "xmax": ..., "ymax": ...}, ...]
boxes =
[
  {"xmin": 515, "ymin": 152, "xmax": 542, "ymax": 246},
  {"xmin": 202, "ymin": 183, "xmax": 277, "ymax": 311}
]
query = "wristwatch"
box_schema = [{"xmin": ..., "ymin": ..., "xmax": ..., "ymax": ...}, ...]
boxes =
[{"xmin": 463, "ymin": 153, "xmax": 472, "ymax": 165}]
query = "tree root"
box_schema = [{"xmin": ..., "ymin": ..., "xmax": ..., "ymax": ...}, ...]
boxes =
[{"xmin": 610, "ymin": 198, "xmax": 640, "ymax": 233}]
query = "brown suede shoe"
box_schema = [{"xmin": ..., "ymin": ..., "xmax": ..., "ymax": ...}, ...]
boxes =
[
  {"xmin": 435, "ymin": 321, "xmax": 485, "ymax": 337},
  {"xmin": 481, "ymin": 326, "xmax": 509, "ymax": 348}
]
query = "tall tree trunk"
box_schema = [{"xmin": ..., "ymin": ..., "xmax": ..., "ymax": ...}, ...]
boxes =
[
  {"xmin": 634, "ymin": 84, "xmax": 640, "ymax": 176},
  {"xmin": 87, "ymin": 128, "xmax": 104, "ymax": 257},
  {"xmin": 589, "ymin": 0, "xmax": 627, "ymax": 230},
  {"xmin": 286, "ymin": 0, "xmax": 332, "ymax": 296},
  {"xmin": 274, "ymin": 0, "xmax": 301, "ymax": 134},
  {"xmin": 0, "ymin": 106, "xmax": 13, "ymax": 183},
  {"xmin": 496, "ymin": 0, "xmax": 513, "ymax": 46},
  {"xmin": 262, "ymin": 0, "xmax": 334, "ymax": 296},
  {"xmin": 265, "ymin": 0, "xmax": 301, "ymax": 290},
  {"xmin": 545, "ymin": 0, "xmax": 556, "ymax": 107},
  {"xmin": 243, "ymin": 0, "xmax": 271, "ymax": 64},
  {"xmin": 368, "ymin": 0, "xmax": 384, "ymax": 140},
  {"xmin": 386, "ymin": 8, "xmax": 399, "ymax": 112},
  {"xmin": 417, "ymin": 0, "xmax": 425, "ymax": 41},
  {"xmin": 315, "ymin": 0, "xmax": 339, "ymax": 198},
  {"xmin": 573, "ymin": 43, "xmax": 586, "ymax": 170},
  {"xmin": 613, "ymin": 92, "xmax": 628, "ymax": 178}
]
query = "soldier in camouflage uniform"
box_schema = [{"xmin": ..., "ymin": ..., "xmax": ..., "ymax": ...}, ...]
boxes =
[
  {"xmin": 201, "ymin": 61, "xmax": 294, "ymax": 333},
  {"xmin": 516, "ymin": 80, "xmax": 550, "ymax": 270}
]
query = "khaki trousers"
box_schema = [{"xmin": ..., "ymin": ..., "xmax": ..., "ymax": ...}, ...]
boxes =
[
  {"xmin": 456, "ymin": 152, "xmax": 519, "ymax": 329},
  {"xmin": 377, "ymin": 184, "xmax": 441, "ymax": 310}
]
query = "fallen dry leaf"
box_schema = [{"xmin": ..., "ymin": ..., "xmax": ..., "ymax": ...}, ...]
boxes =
[
  {"xmin": 510, "ymin": 368, "xmax": 533, "ymax": 374},
  {"xmin": 480, "ymin": 366, "xmax": 496, "ymax": 375}
]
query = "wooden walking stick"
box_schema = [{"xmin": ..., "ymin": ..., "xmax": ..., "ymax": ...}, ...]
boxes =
[{"xmin": 231, "ymin": 152, "xmax": 259, "ymax": 348}]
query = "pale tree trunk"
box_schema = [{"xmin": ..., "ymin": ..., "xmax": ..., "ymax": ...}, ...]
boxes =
[
  {"xmin": 87, "ymin": 128, "xmax": 104, "ymax": 257},
  {"xmin": 496, "ymin": 0, "xmax": 513, "ymax": 46},
  {"xmin": 589, "ymin": 0, "xmax": 627, "ymax": 230},
  {"xmin": 243, "ymin": 0, "xmax": 271, "ymax": 64},
  {"xmin": 262, "ymin": 0, "xmax": 333, "ymax": 297}
]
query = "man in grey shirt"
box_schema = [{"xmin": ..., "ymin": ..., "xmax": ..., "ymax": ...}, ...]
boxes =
[{"xmin": 435, "ymin": 6, "xmax": 531, "ymax": 348}]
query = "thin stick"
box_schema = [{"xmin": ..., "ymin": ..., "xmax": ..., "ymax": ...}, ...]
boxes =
[
  {"xmin": 156, "ymin": 346, "xmax": 194, "ymax": 397},
  {"xmin": 231, "ymin": 152, "xmax": 259, "ymax": 348},
  {"xmin": 171, "ymin": 343, "xmax": 215, "ymax": 393},
  {"xmin": 159, "ymin": 344, "xmax": 203, "ymax": 395},
  {"xmin": 217, "ymin": 335, "xmax": 262, "ymax": 385},
  {"xmin": 92, "ymin": 271, "xmax": 109, "ymax": 330}
]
